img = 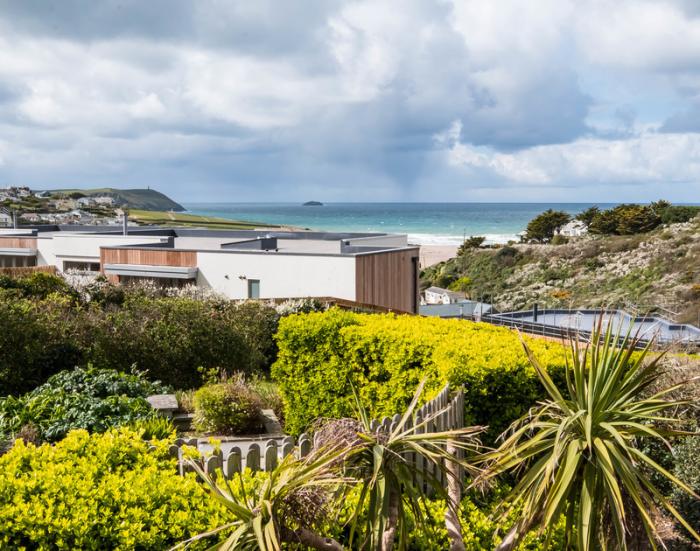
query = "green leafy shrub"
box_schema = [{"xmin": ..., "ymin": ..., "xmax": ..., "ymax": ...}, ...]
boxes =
[
  {"xmin": 0, "ymin": 428, "xmax": 228, "ymax": 549},
  {"xmin": 0, "ymin": 272, "xmax": 77, "ymax": 300},
  {"xmin": 589, "ymin": 203, "xmax": 662, "ymax": 235},
  {"xmin": 130, "ymin": 416, "xmax": 177, "ymax": 440},
  {"xmin": 0, "ymin": 292, "xmax": 281, "ymax": 395},
  {"xmin": 88, "ymin": 296, "xmax": 253, "ymax": 389},
  {"xmin": 671, "ymin": 430, "xmax": 700, "ymax": 534},
  {"xmin": 0, "ymin": 295, "xmax": 84, "ymax": 395},
  {"xmin": 321, "ymin": 483, "xmax": 564, "ymax": 550},
  {"xmin": 272, "ymin": 309, "xmax": 567, "ymax": 437},
  {"xmin": 193, "ymin": 379, "xmax": 263, "ymax": 435},
  {"xmin": 0, "ymin": 367, "xmax": 169, "ymax": 442},
  {"xmin": 524, "ymin": 209, "xmax": 570, "ymax": 242}
]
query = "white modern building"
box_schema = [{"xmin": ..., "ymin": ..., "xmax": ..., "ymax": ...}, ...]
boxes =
[
  {"xmin": 0, "ymin": 226, "xmax": 420, "ymax": 312},
  {"xmin": 556, "ymin": 220, "xmax": 588, "ymax": 238}
]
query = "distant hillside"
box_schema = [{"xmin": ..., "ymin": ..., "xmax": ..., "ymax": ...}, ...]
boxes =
[
  {"xmin": 129, "ymin": 209, "xmax": 282, "ymax": 230},
  {"xmin": 422, "ymin": 217, "xmax": 700, "ymax": 324},
  {"xmin": 49, "ymin": 188, "xmax": 185, "ymax": 212}
]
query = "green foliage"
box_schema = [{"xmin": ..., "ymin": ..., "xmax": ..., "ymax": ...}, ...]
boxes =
[
  {"xmin": 342, "ymin": 381, "xmax": 482, "ymax": 550},
  {"xmin": 0, "ymin": 366, "xmax": 169, "ymax": 442},
  {"xmin": 671, "ymin": 428, "xmax": 700, "ymax": 533},
  {"xmin": 0, "ymin": 272, "xmax": 77, "ymax": 301},
  {"xmin": 448, "ymin": 276, "xmax": 472, "ymax": 292},
  {"xmin": 0, "ymin": 292, "xmax": 280, "ymax": 395},
  {"xmin": 180, "ymin": 447, "xmax": 346, "ymax": 550},
  {"xmin": 193, "ymin": 379, "xmax": 263, "ymax": 435},
  {"xmin": 0, "ymin": 428, "xmax": 228, "ymax": 550},
  {"xmin": 589, "ymin": 203, "xmax": 662, "ymax": 235},
  {"xmin": 0, "ymin": 294, "xmax": 84, "ymax": 395},
  {"xmin": 272, "ymin": 309, "xmax": 567, "ymax": 437},
  {"xmin": 659, "ymin": 205, "xmax": 700, "ymax": 224},
  {"xmin": 550, "ymin": 234, "xmax": 568, "ymax": 245},
  {"xmin": 525, "ymin": 209, "xmax": 570, "ymax": 242},
  {"xmin": 576, "ymin": 206, "xmax": 600, "ymax": 226},
  {"xmin": 130, "ymin": 416, "xmax": 177, "ymax": 440},
  {"xmin": 457, "ymin": 236, "xmax": 486, "ymax": 255},
  {"xmin": 484, "ymin": 321, "xmax": 700, "ymax": 550},
  {"xmin": 337, "ymin": 485, "xmax": 566, "ymax": 550}
]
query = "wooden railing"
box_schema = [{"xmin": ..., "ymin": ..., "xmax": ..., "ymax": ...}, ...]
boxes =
[{"xmin": 168, "ymin": 383, "xmax": 464, "ymax": 481}]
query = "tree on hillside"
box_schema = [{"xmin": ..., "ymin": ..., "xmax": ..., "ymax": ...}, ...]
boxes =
[
  {"xmin": 575, "ymin": 206, "xmax": 600, "ymax": 227},
  {"xmin": 650, "ymin": 199, "xmax": 671, "ymax": 216},
  {"xmin": 524, "ymin": 209, "xmax": 570, "ymax": 243},
  {"xmin": 589, "ymin": 204, "xmax": 661, "ymax": 235},
  {"xmin": 457, "ymin": 236, "xmax": 486, "ymax": 256}
]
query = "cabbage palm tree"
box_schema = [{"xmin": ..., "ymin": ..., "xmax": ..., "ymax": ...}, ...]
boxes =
[
  {"xmin": 484, "ymin": 319, "xmax": 700, "ymax": 550},
  {"xmin": 175, "ymin": 448, "xmax": 349, "ymax": 550},
  {"xmin": 342, "ymin": 380, "xmax": 483, "ymax": 551}
]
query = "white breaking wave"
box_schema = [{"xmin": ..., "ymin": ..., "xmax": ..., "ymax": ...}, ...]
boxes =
[{"xmin": 407, "ymin": 233, "xmax": 519, "ymax": 246}]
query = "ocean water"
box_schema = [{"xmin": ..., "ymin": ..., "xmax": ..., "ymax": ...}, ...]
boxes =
[{"xmin": 184, "ymin": 202, "xmax": 614, "ymax": 245}]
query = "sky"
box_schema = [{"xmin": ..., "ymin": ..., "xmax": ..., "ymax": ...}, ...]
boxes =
[{"xmin": 1, "ymin": 0, "xmax": 700, "ymax": 203}]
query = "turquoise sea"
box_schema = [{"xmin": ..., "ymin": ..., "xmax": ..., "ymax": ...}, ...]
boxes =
[{"xmin": 184, "ymin": 203, "xmax": 615, "ymax": 245}]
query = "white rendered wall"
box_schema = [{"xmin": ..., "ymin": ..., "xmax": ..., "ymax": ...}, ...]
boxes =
[
  {"xmin": 36, "ymin": 234, "xmax": 167, "ymax": 270},
  {"xmin": 196, "ymin": 251, "xmax": 357, "ymax": 300}
]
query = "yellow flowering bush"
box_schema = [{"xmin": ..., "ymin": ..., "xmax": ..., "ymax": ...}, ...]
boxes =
[
  {"xmin": 325, "ymin": 483, "xmax": 564, "ymax": 550},
  {"xmin": 0, "ymin": 428, "xmax": 231, "ymax": 550},
  {"xmin": 272, "ymin": 309, "xmax": 568, "ymax": 437}
]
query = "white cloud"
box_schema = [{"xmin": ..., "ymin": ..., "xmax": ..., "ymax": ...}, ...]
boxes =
[
  {"xmin": 440, "ymin": 122, "xmax": 700, "ymax": 188},
  {"xmin": 0, "ymin": 0, "xmax": 698, "ymax": 200},
  {"xmin": 574, "ymin": 0, "xmax": 700, "ymax": 73}
]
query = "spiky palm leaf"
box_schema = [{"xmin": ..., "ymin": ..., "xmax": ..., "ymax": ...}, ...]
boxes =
[
  {"xmin": 345, "ymin": 380, "xmax": 484, "ymax": 551},
  {"xmin": 173, "ymin": 447, "xmax": 349, "ymax": 551},
  {"xmin": 484, "ymin": 317, "xmax": 700, "ymax": 550}
]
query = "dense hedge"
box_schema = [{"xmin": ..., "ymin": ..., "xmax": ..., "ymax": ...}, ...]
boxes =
[
  {"xmin": 0, "ymin": 289, "xmax": 280, "ymax": 395},
  {"xmin": 0, "ymin": 429, "xmax": 228, "ymax": 549},
  {"xmin": 272, "ymin": 309, "xmax": 568, "ymax": 437}
]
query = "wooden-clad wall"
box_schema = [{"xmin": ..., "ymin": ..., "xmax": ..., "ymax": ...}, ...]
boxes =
[
  {"xmin": 100, "ymin": 248, "xmax": 197, "ymax": 267},
  {"xmin": 0, "ymin": 237, "xmax": 37, "ymax": 249},
  {"xmin": 355, "ymin": 249, "xmax": 419, "ymax": 313}
]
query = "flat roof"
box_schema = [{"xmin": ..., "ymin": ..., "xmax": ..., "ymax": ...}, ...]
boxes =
[{"xmin": 491, "ymin": 309, "xmax": 700, "ymax": 343}]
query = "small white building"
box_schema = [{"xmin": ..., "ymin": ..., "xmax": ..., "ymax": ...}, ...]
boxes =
[
  {"xmin": 423, "ymin": 286, "xmax": 466, "ymax": 305},
  {"xmin": 93, "ymin": 196, "xmax": 115, "ymax": 206},
  {"xmin": 20, "ymin": 213, "xmax": 41, "ymax": 223},
  {"xmin": 0, "ymin": 209, "xmax": 12, "ymax": 227},
  {"xmin": 76, "ymin": 197, "xmax": 96, "ymax": 208},
  {"xmin": 557, "ymin": 220, "xmax": 588, "ymax": 238}
]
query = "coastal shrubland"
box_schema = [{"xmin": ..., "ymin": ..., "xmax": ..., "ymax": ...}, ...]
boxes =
[
  {"xmin": 422, "ymin": 214, "xmax": 700, "ymax": 323},
  {"xmin": 272, "ymin": 309, "xmax": 568, "ymax": 437}
]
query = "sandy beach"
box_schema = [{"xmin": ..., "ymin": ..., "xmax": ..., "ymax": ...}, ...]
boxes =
[{"xmin": 418, "ymin": 245, "xmax": 459, "ymax": 268}]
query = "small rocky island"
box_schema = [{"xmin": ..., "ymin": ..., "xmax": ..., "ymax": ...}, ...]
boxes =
[{"xmin": 302, "ymin": 201, "xmax": 323, "ymax": 206}]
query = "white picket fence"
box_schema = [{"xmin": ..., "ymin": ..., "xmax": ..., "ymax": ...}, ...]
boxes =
[{"xmin": 170, "ymin": 383, "xmax": 464, "ymax": 483}]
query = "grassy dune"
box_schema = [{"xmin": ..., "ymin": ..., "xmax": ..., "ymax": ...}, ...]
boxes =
[{"xmin": 128, "ymin": 209, "xmax": 282, "ymax": 230}]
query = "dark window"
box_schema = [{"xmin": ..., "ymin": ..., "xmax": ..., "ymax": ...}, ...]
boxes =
[
  {"xmin": 63, "ymin": 261, "xmax": 100, "ymax": 272},
  {"xmin": 247, "ymin": 279, "xmax": 260, "ymax": 299}
]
